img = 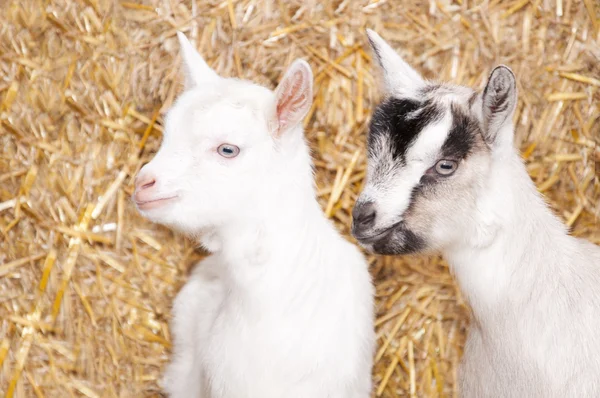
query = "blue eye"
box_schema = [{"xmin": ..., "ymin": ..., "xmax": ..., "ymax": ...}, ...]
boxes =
[
  {"xmin": 434, "ymin": 159, "xmax": 458, "ymax": 176},
  {"xmin": 217, "ymin": 144, "xmax": 240, "ymax": 158}
]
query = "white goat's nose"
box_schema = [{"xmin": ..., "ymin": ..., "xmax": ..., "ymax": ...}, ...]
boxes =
[{"xmin": 135, "ymin": 173, "xmax": 156, "ymax": 192}]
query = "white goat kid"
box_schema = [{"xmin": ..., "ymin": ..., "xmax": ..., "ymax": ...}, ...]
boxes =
[
  {"xmin": 133, "ymin": 33, "xmax": 374, "ymax": 398},
  {"xmin": 352, "ymin": 30, "xmax": 600, "ymax": 397}
]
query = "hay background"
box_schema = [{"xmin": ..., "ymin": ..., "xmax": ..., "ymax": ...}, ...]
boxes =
[{"xmin": 1, "ymin": 0, "xmax": 599, "ymax": 397}]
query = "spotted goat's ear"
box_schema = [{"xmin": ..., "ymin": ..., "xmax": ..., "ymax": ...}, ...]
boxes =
[
  {"xmin": 481, "ymin": 65, "xmax": 518, "ymax": 148},
  {"xmin": 366, "ymin": 29, "xmax": 426, "ymax": 98}
]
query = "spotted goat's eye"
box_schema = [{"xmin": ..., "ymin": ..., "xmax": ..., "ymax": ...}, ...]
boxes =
[
  {"xmin": 434, "ymin": 159, "xmax": 458, "ymax": 176},
  {"xmin": 217, "ymin": 144, "xmax": 240, "ymax": 158}
]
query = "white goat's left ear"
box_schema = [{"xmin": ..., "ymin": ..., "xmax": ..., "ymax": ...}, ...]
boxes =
[
  {"xmin": 272, "ymin": 59, "xmax": 313, "ymax": 137},
  {"xmin": 177, "ymin": 31, "xmax": 220, "ymax": 89},
  {"xmin": 366, "ymin": 29, "xmax": 426, "ymax": 97}
]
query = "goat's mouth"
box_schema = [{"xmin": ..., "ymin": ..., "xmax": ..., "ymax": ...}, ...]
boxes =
[
  {"xmin": 352, "ymin": 222, "xmax": 400, "ymax": 244},
  {"xmin": 135, "ymin": 195, "xmax": 178, "ymax": 211}
]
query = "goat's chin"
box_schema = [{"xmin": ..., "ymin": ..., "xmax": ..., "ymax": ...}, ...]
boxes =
[
  {"xmin": 139, "ymin": 209, "xmax": 203, "ymax": 235},
  {"xmin": 165, "ymin": 219, "xmax": 213, "ymax": 237},
  {"xmin": 369, "ymin": 227, "xmax": 428, "ymax": 256},
  {"xmin": 137, "ymin": 207, "xmax": 169, "ymax": 223}
]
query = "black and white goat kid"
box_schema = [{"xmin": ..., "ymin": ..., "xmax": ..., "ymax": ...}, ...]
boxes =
[{"xmin": 353, "ymin": 30, "xmax": 600, "ymax": 397}]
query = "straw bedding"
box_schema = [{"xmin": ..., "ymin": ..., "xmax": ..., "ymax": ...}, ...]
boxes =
[{"xmin": 1, "ymin": 0, "xmax": 598, "ymax": 397}]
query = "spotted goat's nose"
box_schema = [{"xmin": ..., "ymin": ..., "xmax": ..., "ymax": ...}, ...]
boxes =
[{"xmin": 352, "ymin": 201, "xmax": 377, "ymax": 230}]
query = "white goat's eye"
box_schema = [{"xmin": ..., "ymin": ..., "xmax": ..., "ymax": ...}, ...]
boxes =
[
  {"xmin": 217, "ymin": 144, "xmax": 240, "ymax": 158},
  {"xmin": 434, "ymin": 159, "xmax": 458, "ymax": 176}
]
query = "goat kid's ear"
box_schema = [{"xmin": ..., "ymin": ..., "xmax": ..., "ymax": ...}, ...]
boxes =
[
  {"xmin": 366, "ymin": 29, "xmax": 426, "ymax": 97},
  {"xmin": 177, "ymin": 32, "xmax": 220, "ymax": 89},
  {"xmin": 272, "ymin": 59, "xmax": 313, "ymax": 137},
  {"xmin": 481, "ymin": 65, "xmax": 517, "ymax": 147}
]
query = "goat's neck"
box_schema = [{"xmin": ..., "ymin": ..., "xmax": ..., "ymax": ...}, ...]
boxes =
[
  {"xmin": 199, "ymin": 157, "xmax": 329, "ymax": 294},
  {"xmin": 443, "ymin": 150, "xmax": 570, "ymax": 322},
  {"xmin": 217, "ymin": 194, "xmax": 323, "ymax": 264}
]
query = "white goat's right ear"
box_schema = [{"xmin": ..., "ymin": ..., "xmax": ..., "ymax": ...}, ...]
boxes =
[
  {"xmin": 177, "ymin": 31, "xmax": 219, "ymax": 89},
  {"xmin": 272, "ymin": 59, "xmax": 313, "ymax": 137},
  {"xmin": 366, "ymin": 29, "xmax": 425, "ymax": 97}
]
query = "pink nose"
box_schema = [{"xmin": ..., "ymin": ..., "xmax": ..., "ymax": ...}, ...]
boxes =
[{"xmin": 135, "ymin": 173, "xmax": 156, "ymax": 192}]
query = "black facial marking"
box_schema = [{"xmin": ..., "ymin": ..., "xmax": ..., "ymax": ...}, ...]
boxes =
[
  {"xmin": 368, "ymin": 97, "xmax": 444, "ymax": 164},
  {"xmin": 371, "ymin": 222, "xmax": 426, "ymax": 255},
  {"xmin": 407, "ymin": 183, "xmax": 422, "ymax": 208},
  {"xmin": 365, "ymin": 184, "xmax": 428, "ymax": 256},
  {"xmin": 440, "ymin": 105, "xmax": 480, "ymax": 160},
  {"xmin": 418, "ymin": 173, "xmax": 437, "ymax": 186},
  {"xmin": 419, "ymin": 84, "xmax": 441, "ymax": 96},
  {"xmin": 468, "ymin": 92, "xmax": 479, "ymax": 107}
]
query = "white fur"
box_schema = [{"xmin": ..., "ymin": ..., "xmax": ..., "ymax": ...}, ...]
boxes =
[
  {"xmin": 360, "ymin": 31, "xmax": 600, "ymax": 397},
  {"xmin": 134, "ymin": 33, "xmax": 374, "ymax": 398},
  {"xmin": 448, "ymin": 152, "xmax": 600, "ymax": 397}
]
